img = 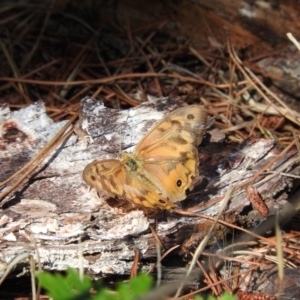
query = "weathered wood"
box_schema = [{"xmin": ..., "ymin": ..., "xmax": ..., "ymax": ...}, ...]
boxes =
[
  {"xmin": 101, "ymin": 0, "xmax": 299, "ymax": 51},
  {"xmin": 0, "ymin": 96, "xmax": 299, "ymax": 278}
]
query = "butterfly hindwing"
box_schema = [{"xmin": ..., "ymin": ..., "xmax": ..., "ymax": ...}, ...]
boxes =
[{"xmin": 83, "ymin": 158, "xmax": 175, "ymax": 209}]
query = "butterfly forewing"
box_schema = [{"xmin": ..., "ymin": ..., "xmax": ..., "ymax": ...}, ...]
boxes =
[
  {"xmin": 135, "ymin": 105, "xmax": 207, "ymax": 154},
  {"xmin": 134, "ymin": 105, "xmax": 207, "ymax": 203}
]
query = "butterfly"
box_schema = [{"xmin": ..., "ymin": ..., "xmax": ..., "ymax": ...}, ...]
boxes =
[{"xmin": 83, "ymin": 105, "xmax": 207, "ymax": 210}]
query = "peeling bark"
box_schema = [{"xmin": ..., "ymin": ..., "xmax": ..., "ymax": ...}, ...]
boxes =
[{"xmin": 0, "ymin": 96, "xmax": 299, "ymax": 277}]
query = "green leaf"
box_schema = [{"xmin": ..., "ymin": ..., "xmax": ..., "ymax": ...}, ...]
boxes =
[
  {"xmin": 117, "ymin": 273, "xmax": 153, "ymax": 300},
  {"xmin": 92, "ymin": 288, "xmax": 117, "ymax": 300},
  {"xmin": 194, "ymin": 295, "xmax": 204, "ymax": 300},
  {"xmin": 65, "ymin": 268, "xmax": 91, "ymax": 293},
  {"xmin": 220, "ymin": 292, "xmax": 236, "ymax": 300},
  {"xmin": 37, "ymin": 268, "xmax": 92, "ymax": 300},
  {"xmin": 193, "ymin": 292, "xmax": 236, "ymax": 300}
]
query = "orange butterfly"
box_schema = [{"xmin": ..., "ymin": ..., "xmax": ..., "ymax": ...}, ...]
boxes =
[{"xmin": 83, "ymin": 105, "xmax": 207, "ymax": 209}]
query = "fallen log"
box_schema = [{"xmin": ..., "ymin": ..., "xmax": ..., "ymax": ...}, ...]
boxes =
[{"xmin": 0, "ymin": 96, "xmax": 299, "ymax": 278}]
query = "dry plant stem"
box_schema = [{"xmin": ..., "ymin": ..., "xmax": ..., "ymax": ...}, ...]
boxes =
[
  {"xmin": 0, "ymin": 253, "xmax": 34, "ymax": 286},
  {"xmin": 14, "ymin": 15, "xmax": 36, "ymax": 50},
  {"xmin": 111, "ymin": 48, "xmax": 133, "ymax": 77},
  {"xmin": 178, "ymin": 265, "xmax": 261, "ymax": 299},
  {"xmin": 95, "ymin": 44, "xmax": 111, "ymax": 77},
  {"xmin": 207, "ymin": 260, "xmax": 224, "ymax": 295},
  {"xmin": 135, "ymin": 37, "xmax": 163, "ymax": 97},
  {"xmin": 0, "ymin": 73, "xmax": 230, "ymax": 88},
  {"xmin": 228, "ymin": 250, "xmax": 270, "ymax": 291},
  {"xmin": 32, "ymin": 238, "xmax": 42, "ymax": 299},
  {"xmin": 253, "ymin": 156, "xmax": 300, "ymax": 191},
  {"xmin": 174, "ymin": 186, "xmax": 234, "ymax": 299},
  {"xmin": 275, "ymin": 213, "xmax": 284, "ymax": 294},
  {"xmin": 60, "ymin": 56, "xmax": 86, "ymax": 98},
  {"xmin": 78, "ymin": 239, "xmax": 84, "ymax": 282},
  {"xmin": 187, "ymin": 194, "xmax": 225, "ymax": 212},
  {"xmin": 228, "ymin": 41, "xmax": 300, "ymax": 126},
  {"xmin": 115, "ymin": 87, "xmax": 139, "ymax": 106},
  {"xmin": 194, "ymin": 257, "xmax": 219, "ymax": 296},
  {"xmin": 29, "ymin": 255, "xmax": 37, "ymax": 300},
  {"xmin": 152, "ymin": 41, "xmax": 170, "ymax": 70},
  {"xmin": 0, "ymin": 254, "xmax": 38, "ymax": 300},
  {"xmin": 200, "ymin": 140, "xmax": 297, "ymax": 198},
  {"xmin": 130, "ymin": 250, "xmax": 140, "ymax": 279},
  {"xmin": 189, "ymin": 45, "xmax": 234, "ymax": 89},
  {"xmin": 205, "ymin": 245, "xmax": 259, "ymax": 259},
  {"xmin": 65, "ymin": 30, "xmax": 99, "ymax": 79},
  {"xmin": 0, "ymin": 59, "xmax": 62, "ymax": 92},
  {"xmin": 189, "ymin": 46, "xmax": 212, "ymax": 68},
  {"xmin": 60, "ymin": 32, "xmax": 100, "ymax": 98},
  {"xmin": 132, "ymin": 26, "xmax": 161, "ymax": 59},
  {"xmin": 149, "ymin": 225, "xmax": 164, "ymax": 249},
  {"xmin": 179, "ymin": 210, "xmax": 294, "ymax": 255},
  {"xmin": 109, "ymin": 17, "xmax": 157, "ymax": 77},
  {"xmin": 211, "ymin": 252, "xmax": 262, "ymax": 266},
  {"xmin": 168, "ymin": 39, "xmax": 190, "ymax": 63},
  {"xmin": 266, "ymin": 170, "xmax": 300, "ymax": 179},
  {"xmin": 0, "ymin": 8, "xmax": 27, "ymax": 25},
  {"xmin": 21, "ymin": 7, "xmax": 51, "ymax": 69},
  {"xmin": 234, "ymin": 139, "xmax": 296, "ymax": 191},
  {"xmin": 0, "ymin": 128, "xmax": 74, "ymax": 203},
  {"xmin": 138, "ymin": 81, "xmax": 147, "ymax": 102},
  {"xmin": 228, "ymin": 52, "xmax": 276, "ymax": 109},
  {"xmin": 227, "ymin": 61, "xmax": 236, "ymax": 118},
  {"xmin": 0, "ymin": 112, "xmax": 77, "ymax": 187},
  {"xmin": 292, "ymin": 129, "xmax": 300, "ymax": 156},
  {"xmin": 287, "ymin": 32, "xmax": 300, "ymax": 51},
  {"xmin": 9, "ymin": 81, "xmax": 32, "ymax": 103},
  {"xmin": 221, "ymin": 120, "xmax": 255, "ymax": 133},
  {"xmin": 91, "ymin": 85, "xmax": 104, "ymax": 99},
  {"xmin": 0, "ymin": 41, "xmax": 29, "ymax": 103},
  {"xmin": 49, "ymin": 102, "xmax": 81, "ymax": 120},
  {"xmin": 156, "ymin": 244, "xmax": 162, "ymax": 288},
  {"xmin": 162, "ymin": 62, "xmax": 200, "ymax": 79},
  {"xmin": 94, "ymin": 46, "xmax": 130, "ymax": 106},
  {"xmin": 0, "ymin": 112, "xmax": 78, "ymax": 201},
  {"xmin": 124, "ymin": 14, "xmax": 134, "ymax": 54},
  {"xmin": 146, "ymin": 245, "xmax": 180, "ymax": 275}
]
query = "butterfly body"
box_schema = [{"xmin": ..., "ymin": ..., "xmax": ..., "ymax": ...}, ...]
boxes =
[{"xmin": 83, "ymin": 105, "xmax": 207, "ymax": 210}]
